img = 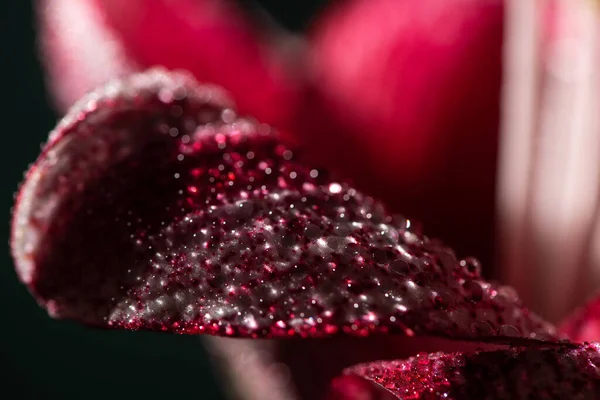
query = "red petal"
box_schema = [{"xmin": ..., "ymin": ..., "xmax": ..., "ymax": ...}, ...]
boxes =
[
  {"xmin": 327, "ymin": 375, "xmax": 396, "ymax": 400},
  {"xmin": 276, "ymin": 336, "xmax": 503, "ymax": 400},
  {"xmin": 11, "ymin": 70, "xmax": 556, "ymax": 343},
  {"xmin": 37, "ymin": 0, "xmax": 135, "ymax": 110},
  {"xmin": 332, "ymin": 343, "xmax": 600, "ymax": 399},
  {"xmin": 37, "ymin": 0, "xmax": 300, "ymax": 128},
  {"xmin": 561, "ymin": 296, "xmax": 600, "ymax": 342},
  {"xmin": 304, "ymin": 0, "xmax": 504, "ymax": 268}
]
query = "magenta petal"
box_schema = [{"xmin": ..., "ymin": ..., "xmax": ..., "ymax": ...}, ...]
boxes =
[
  {"xmin": 37, "ymin": 0, "xmax": 300, "ymax": 128},
  {"xmin": 327, "ymin": 375, "xmax": 396, "ymax": 400},
  {"xmin": 306, "ymin": 0, "xmax": 503, "ymax": 267},
  {"xmin": 37, "ymin": 0, "xmax": 136, "ymax": 111},
  {"xmin": 12, "ymin": 70, "xmax": 556, "ymax": 343},
  {"xmin": 333, "ymin": 343, "xmax": 600, "ymax": 399},
  {"xmin": 561, "ymin": 297, "xmax": 600, "ymax": 343}
]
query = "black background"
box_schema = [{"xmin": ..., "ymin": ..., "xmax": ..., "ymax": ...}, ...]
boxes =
[{"xmin": 1, "ymin": 1, "xmax": 326, "ymax": 398}]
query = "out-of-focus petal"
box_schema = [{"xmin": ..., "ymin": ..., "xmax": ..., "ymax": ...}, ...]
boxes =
[
  {"xmin": 37, "ymin": 0, "xmax": 301, "ymax": 128},
  {"xmin": 561, "ymin": 296, "xmax": 600, "ymax": 342},
  {"xmin": 305, "ymin": 0, "xmax": 504, "ymax": 269},
  {"xmin": 330, "ymin": 344, "xmax": 600, "ymax": 399},
  {"xmin": 37, "ymin": 0, "xmax": 136, "ymax": 110}
]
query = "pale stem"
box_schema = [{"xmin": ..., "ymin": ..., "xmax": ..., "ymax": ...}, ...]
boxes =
[
  {"xmin": 203, "ymin": 337, "xmax": 299, "ymax": 400},
  {"xmin": 498, "ymin": 0, "xmax": 600, "ymax": 321}
]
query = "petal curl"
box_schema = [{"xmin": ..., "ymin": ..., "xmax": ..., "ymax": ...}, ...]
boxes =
[
  {"xmin": 11, "ymin": 70, "xmax": 556, "ymax": 344},
  {"xmin": 37, "ymin": 0, "xmax": 135, "ymax": 110}
]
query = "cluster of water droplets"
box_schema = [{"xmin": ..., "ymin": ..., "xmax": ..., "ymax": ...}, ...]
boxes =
[
  {"xmin": 346, "ymin": 343, "xmax": 600, "ymax": 399},
  {"xmin": 105, "ymin": 112, "xmax": 555, "ymax": 341}
]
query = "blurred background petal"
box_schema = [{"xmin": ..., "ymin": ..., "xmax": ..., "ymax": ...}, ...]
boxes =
[
  {"xmin": 37, "ymin": 0, "xmax": 302, "ymax": 128},
  {"xmin": 301, "ymin": 0, "xmax": 504, "ymax": 269},
  {"xmin": 561, "ymin": 295, "xmax": 600, "ymax": 342},
  {"xmin": 38, "ymin": 0, "xmax": 135, "ymax": 110}
]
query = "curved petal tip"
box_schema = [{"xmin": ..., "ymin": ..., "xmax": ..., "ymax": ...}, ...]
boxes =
[{"xmin": 12, "ymin": 70, "xmax": 555, "ymax": 345}]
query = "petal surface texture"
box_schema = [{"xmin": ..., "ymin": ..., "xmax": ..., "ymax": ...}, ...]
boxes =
[
  {"xmin": 12, "ymin": 70, "xmax": 555, "ymax": 343},
  {"xmin": 331, "ymin": 343, "xmax": 600, "ymax": 399}
]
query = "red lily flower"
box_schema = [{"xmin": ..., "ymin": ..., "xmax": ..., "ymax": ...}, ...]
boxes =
[{"xmin": 15, "ymin": 0, "xmax": 600, "ymax": 399}]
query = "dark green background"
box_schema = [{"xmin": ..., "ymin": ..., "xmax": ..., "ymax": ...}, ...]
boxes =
[{"xmin": 2, "ymin": 1, "xmax": 326, "ymax": 398}]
